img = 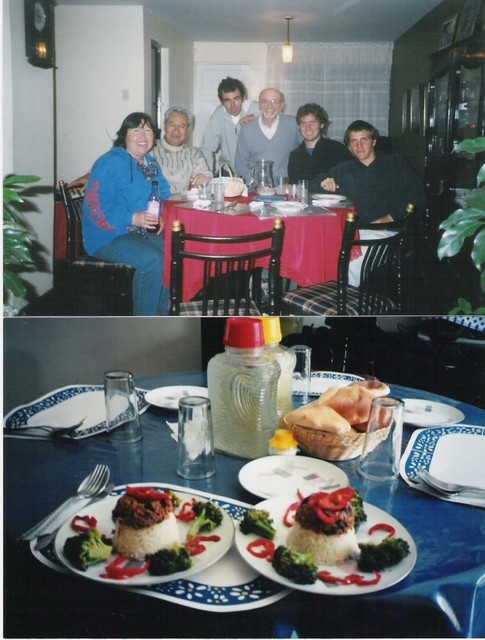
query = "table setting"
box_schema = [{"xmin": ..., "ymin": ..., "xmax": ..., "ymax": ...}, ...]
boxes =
[{"xmin": 4, "ymin": 368, "xmax": 485, "ymax": 638}]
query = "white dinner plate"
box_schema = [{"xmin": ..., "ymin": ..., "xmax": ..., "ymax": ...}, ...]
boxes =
[
  {"xmin": 3, "ymin": 385, "xmax": 149, "ymax": 439},
  {"xmin": 403, "ymin": 399, "xmax": 465, "ymax": 427},
  {"xmin": 145, "ymin": 385, "xmax": 209, "ymax": 410},
  {"xmin": 311, "ymin": 193, "xmax": 346, "ymax": 202},
  {"xmin": 55, "ymin": 486, "xmax": 234, "ymax": 586},
  {"xmin": 400, "ymin": 424, "xmax": 485, "ymax": 507},
  {"xmin": 235, "ymin": 495, "xmax": 417, "ymax": 595},
  {"xmin": 274, "ymin": 201, "xmax": 307, "ymax": 214},
  {"xmin": 293, "ymin": 371, "xmax": 365, "ymax": 397},
  {"xmin": 238, "ymin": 455, "xmax": 349, "ymax": 499}
]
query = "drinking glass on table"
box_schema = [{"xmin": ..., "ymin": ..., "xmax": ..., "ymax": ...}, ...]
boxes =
[
  {"xmin": 291, "ymin": 344, "xmax": 312, "ymax": 404},
  {"xmin": 298, "ymin": 179, "xmax": 309, "ymax": 204},
  {"xmin": 177, "ymin": 396, "xmax": 216, "ymax": 479},
  {"xmin": 104, "ymin": 370, "xmax": 143, "ymax": 444},
  {"xmin": 358, "ymin": 397, "xmax": 404, "ymax": 481}
]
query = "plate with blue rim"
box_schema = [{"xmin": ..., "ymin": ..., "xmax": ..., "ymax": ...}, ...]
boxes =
[
  {"xmin": 3, "ymin": 384, "xmax": 149, "ymax": 439},
  {"xmin": 31, "ymin": 483, "xmax": 291, "ymax": 612},
  {"xmin": 293, "ymin": 371, "xmax": 365, "ymax": 397}
]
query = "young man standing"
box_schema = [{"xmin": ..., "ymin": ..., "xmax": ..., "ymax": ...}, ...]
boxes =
[{"xmin": 200, "ymin": 77, "xmax": 260, "ymax": 174}]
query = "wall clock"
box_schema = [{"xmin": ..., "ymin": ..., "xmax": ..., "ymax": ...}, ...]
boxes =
[{"xmin": 24, "ymin": 0, "xmax": 55, "ymax": 68}]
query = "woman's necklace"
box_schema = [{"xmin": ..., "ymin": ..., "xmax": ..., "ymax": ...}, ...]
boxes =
[{"xmin": 137, "ymin": 158, "xmax": 158, "ymax": 180}]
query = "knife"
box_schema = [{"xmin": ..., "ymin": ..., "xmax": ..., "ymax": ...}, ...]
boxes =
[{"xmin": 34, "ymin": 483, "xmax": 116, "ymax": 550}]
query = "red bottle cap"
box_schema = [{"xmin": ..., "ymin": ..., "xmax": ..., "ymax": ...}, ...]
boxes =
[{"xmin": 223, "ymin": 318, "xmax": 265, "ymax": 348}]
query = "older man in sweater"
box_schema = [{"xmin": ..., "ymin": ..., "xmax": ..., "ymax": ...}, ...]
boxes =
[{"xmin": 234, "ymin": 88, "xmax": 301, "ymax": 184}]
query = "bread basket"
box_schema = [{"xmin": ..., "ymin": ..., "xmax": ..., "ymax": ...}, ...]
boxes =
[
  {"xmin": 284, "ymin": 418, "xmax": 390, "ymax": 461},
  {"xmin": 211, "ymin": 164, "xmax": 245, "ymax": 197}
]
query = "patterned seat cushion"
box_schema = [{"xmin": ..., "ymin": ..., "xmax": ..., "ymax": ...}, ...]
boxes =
[
  {"xmin": 175, "ymin": 299, "xmax": 261, "ymax": 316},
  {"xmin": 283, "ymin": 281, "xmax": 395, "ymax": 316},
  {"xmin": 73, "ymin": 257, "xmax": 134, "ymax": 271}
]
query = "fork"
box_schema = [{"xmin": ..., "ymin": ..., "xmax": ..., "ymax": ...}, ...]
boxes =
[
  {"xmin": 34, "ymin": 482, "xmax": 116, "ymax": 550},
  {"xmin": 14, "ymin": 416, "xmax": 87, "ymax": 437},
  {"xmin": 19, "ymin": 464, "xmax": 110, "ymax": 540},
  {"xmin": 417, "ymin": 467, "xmax": 485, "ymax": 497}
]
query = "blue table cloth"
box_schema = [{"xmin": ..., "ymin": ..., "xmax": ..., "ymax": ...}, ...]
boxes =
[{"xmin": 4, "ymin": 371, "xmax": 485, "ymax": 638}]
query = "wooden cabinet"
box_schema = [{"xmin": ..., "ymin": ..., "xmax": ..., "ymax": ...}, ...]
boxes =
[{"xmin": 425, "ymin": 33, "xmax": 484, "ymax": 232}]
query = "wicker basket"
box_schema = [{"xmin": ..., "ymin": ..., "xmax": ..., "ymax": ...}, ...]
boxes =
[
  {"xmin": 211, "ymin": 164, "xmax": 245, "ymax": 197},
  {"xmin": 284, "ymin": 418, "xmax": 390, "ymax": 461}
]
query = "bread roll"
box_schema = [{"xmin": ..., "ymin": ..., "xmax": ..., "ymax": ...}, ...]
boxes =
[
  {"xmin": 285, "ymin": 402, "xmax": 351, "ymax": 434},
  {"xmin": 349, "ymin": 378, "xmax": 390, "ymax": 397}
]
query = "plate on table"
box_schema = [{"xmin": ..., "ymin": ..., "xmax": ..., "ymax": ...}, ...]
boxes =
[
  {"xmin": 3, "ymin": 385, "xmax": 149, "ymax": 439},
  {"xmin": 311, "ymin": 193, "xmax": 346, "ymax": 202},
  {"xmin": 238, "ymin": 455, "xmax": 349, "ymax": 499},
  {"xmin": 145, "ymin": 385, "xmax": 209, "ymax": 410},
  {"xmin": 400, "ymin": 424, "xmax": 485, "ymax": 506},
  {"xmin": 54, "ymin": 485, "xmax": 235, "ymax": 586},
  {"xmin": 274, "ymin": 201, "xmax": 307, "ymax": 215},
  {"xmin": 235, "ymin": 495, "xmax": 417, "ymax": 595},
  {"xmin": 403, "ymin": 399, "xmax": 465, "ymax": 427},
  {"xmin": 293, "ymin": 371, "xmax": 365, "ymax": 397}
]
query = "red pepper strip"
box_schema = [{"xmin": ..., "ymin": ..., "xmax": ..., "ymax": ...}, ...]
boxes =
[
  {"xmin": 313, "ymin": 506, "xmax": 340, "ymax": 525},
  {"xmin": 308, "ymin": 488, "xmax": 355, "ymax": 512},
  {"xmin": 368, "ymin": 523, "xmax": 396, "ymax": 538},
  {"xmin": 126, "ymin": 486, "xmax": 172, "ymax": 502},
  {"xmin": 318, "ymin": 570, "xmax": 381, "ymax": 586},
  {"xmin": 297, "ymin": 489, "xmax": 305, "ymax": 501},
  {"xmin": 177, "ymin": 500, "xmax": 197, "ymax": 522},
  {"xmin": 247, "ymin": 539, "xmax": 275, "ymax": 562},
  {"xmin": 71, "ymin": 514, "xmax": 97, "ymax": 532},
  {"xmin": 283, "ymin": 501, "xmax": 301, "ymax": 527},
  {"xmin": 101, "ymin": 555, "xmax": 150, "ymax": 580},
  {"xmin": 185, "ymin": 534, "xmax": 221, "ymax": 556}
]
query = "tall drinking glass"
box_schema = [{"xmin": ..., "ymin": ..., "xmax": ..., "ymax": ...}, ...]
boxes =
[
  {"xmin": 177, "ymin": 396, "xmax": 216, "ymax": 479},
  {"xmin": 104, "ymin": 370, "xmax": 143, "ymax": 444}
]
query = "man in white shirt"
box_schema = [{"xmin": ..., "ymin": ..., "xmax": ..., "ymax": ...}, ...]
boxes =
[
  {"xmin": 200, "ymin": 77, "xmax": 260, "ymax": 175},
  {"xmin": 234, "ymin": 87, "xmax": 302, "ymax": 184}
]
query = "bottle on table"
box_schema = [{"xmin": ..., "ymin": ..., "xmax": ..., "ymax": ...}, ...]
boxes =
[
  {"xmin": 261, "ymin": 317, "xmax": 296, "ymax": 423},
  {"xmin": 147, "ymin": 180, "xmax": 161, "ymax": 232},
  {"xmin": 207, "ymin": 318, "xmax": 280, "ymax": 459}
]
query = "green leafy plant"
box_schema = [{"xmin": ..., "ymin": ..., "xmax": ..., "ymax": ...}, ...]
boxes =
[
  {"xmin": 3, "ymin": 174, "xmax": 41, "ymax": 302},
  {"xmin": 437, "ymin": 137, "xmax": 485, "ymax": 314}
]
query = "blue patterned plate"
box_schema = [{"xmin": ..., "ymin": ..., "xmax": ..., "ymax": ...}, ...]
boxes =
[
  {"xmin": 31, "ymin": 483, "xmax": 291, "ymax": 612},
  {"xmin": 4, "ymin": 385, "xmax": 149, "ymax": 439},
  {"xmin": 293, "ymin": 371, "xmax": 365, "ymax": 397}
]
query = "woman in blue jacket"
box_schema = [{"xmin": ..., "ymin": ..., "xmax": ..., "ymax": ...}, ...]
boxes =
[{"xmin": 83, "ymin": 112, "xmax": 171, "ymax": 315}]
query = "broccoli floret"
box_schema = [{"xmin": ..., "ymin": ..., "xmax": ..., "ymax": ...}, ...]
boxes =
[
  {"xmin": 272, "ymin": 545, "xmax": 318, "ymax": 585},
  {"xmin": 239, "ymin": 509, "xmax": 276, "ymax": 540},
  {"xmin": 350, "ymin": 490, "xmax": 367, "ymax": 531},
  {"xmin": 63, "ymin": 528, "xmax": 113, "ymax": 571},
  {"xmin": 358, "ymin": 537, "xmax": 410, "ymax": 572},
  {"xmin": 163, "ymin": 488, "xmax": 181, "ymax": 509},
  {"xmin": 148, "ymin": 543, "xmax": 192, "ymax": 575},
  {"xmin": 187, "ymin": 500, "xmax": 223, "ymax": 540}
]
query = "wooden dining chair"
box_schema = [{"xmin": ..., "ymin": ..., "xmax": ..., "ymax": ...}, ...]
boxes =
[
  {"xmin": 169, "ymin": 218, "xmax": 285, "ymax": 316},
  {"xmin": 283, "ymin": 211, "xmax": 412, "ymax": 316},
  {"xmin": 57, "ymin": 180, "xmax": 135, "ymax": 315}
]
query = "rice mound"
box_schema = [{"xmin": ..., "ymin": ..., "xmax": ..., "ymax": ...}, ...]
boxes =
[
  {"xmin": 287, "ymin": 521, "xmax": 359, "ymax": 565},
  {"xmin": 113, "ymin": 512, "xmax": 180, "ymax": 560}
]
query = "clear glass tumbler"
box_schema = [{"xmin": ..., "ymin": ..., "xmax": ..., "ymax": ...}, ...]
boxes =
[
  {"xmin": 177, "ymin": 396, "xmax": 216, "ymax": 479},
  {"xmin": 104, "ymin": 370, "xmax": 143, "ymax": 444},
  {"xmin": 358, "ymin": 397, "xmax": 404, "ymax": 481},
  {"xmin": 291, "ymin": 344, "xmax": 312, "ymax": 405}
]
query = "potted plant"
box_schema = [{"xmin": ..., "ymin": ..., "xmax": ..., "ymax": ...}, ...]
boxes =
[
  {"xmin": 437, "ymin": 137, "xmax": 485, "ymax": 314},
  {"xmin": 3, "ymin": 174, "xmax": 41, "ymax": 315}
]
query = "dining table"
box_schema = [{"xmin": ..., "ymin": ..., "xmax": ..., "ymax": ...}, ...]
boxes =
[
  {"xmin": 162, "ymin": 197, "xmax": 353, "ymax": 302},
  {"xmin": 4, "ymin": 370, "xmax": 485, "ymax": 639}
]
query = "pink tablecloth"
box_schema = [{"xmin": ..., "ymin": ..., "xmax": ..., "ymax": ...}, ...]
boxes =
[{"xmin": 163, "ymin": 200, "xmax": 351, "ymax": 302}]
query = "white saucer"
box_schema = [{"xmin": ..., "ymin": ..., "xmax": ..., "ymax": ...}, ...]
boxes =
[
  {"xmin": 311, "ymin": 193, "xmax": 346, "ymax": 202},
  {"xmin": 238, "ymin": 455, "xmax": 349, "ymax": 499},
  {"xmin": 145, "ymin": 385, "xmax": 209, "ymax": 410},
  {"xmin": 403, "ymin": 399, "xmax": 465, "ymax": 427}
]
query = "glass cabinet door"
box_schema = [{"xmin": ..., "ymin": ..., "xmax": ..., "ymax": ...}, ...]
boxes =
[
  {"xmin": 455, "ymin": 63, "xmax": 483, "ymax": 142},
  {"xmin": 429, "ymin": 70, "xmax": 450, "ymax": 155}
]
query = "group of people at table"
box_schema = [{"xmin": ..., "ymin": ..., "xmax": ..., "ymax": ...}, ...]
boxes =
[{"xmin": 72, "ymin": 77, "xmax": 425, "ymax": 315}]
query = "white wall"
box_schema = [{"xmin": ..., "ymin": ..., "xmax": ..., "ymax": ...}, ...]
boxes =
[
  {"xmin": 3, "ymin": 317, "xmax": 202, "ymax": 412},
  {"xmin": 5, "ymin": 0, "xmax": 56, "ymax": 303}
]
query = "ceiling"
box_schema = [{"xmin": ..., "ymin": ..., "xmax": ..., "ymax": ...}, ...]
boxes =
[{"xmin": 56, "ymin": 0, "xmax": 444, "ymax": 42}]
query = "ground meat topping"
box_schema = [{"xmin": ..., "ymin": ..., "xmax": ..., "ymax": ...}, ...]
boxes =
[
  {"xmin": 295, "ymin": 497, "xmax": 355, "ymax": 536},
  {"xmin": 112, "ymin": 493, "xmax": 174, "ymax": 529}
]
